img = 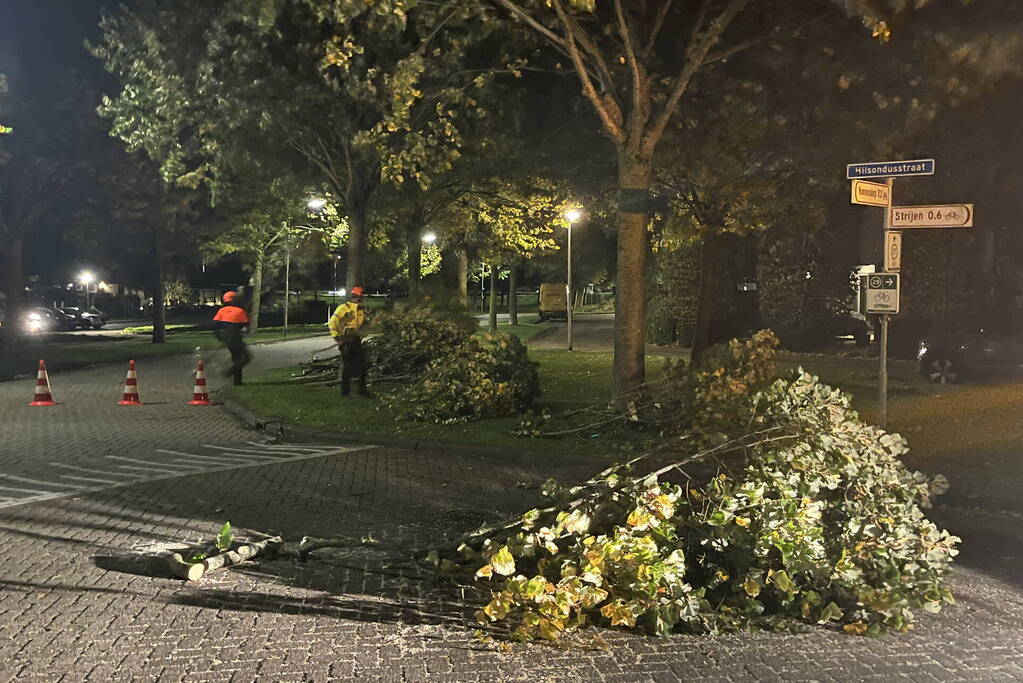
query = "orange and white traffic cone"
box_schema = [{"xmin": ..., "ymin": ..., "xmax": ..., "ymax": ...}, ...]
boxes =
[
  {"xmin": 29, "ymin": 360, "xmax": 56, "ymax": 407},
  {"xmin": 118, "ymin": 359, "xmax": 143, "ymax": 405},
  {"xmin": 187, "ymin": 359, "xmax": 212, "ymax": 405}
]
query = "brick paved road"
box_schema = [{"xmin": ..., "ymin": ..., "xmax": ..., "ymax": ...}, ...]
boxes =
[{"xmin": 2, "ymin": 336, "xmax": 1023, "ymax": 681}]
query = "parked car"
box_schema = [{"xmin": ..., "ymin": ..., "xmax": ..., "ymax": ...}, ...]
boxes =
[
  {"xmin": 60, "ymin": 306, "xmax": 106, "ymax": 330},
  {"xmin": 917, "ymin": 327, "xmax": 1023, "ymax": 384},
  {"xmin": 537, "ymin": 283, "xmax": 568, "ymax": 322},
  {"xmin": 24, "ymin": 307, "xmax": 66, "ymax": 333}
]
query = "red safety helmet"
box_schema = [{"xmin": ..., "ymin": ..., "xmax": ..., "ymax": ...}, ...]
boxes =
[
  {"xmin": 222, "ymin": 290, "xmax": 238, "ymax": 303},
  {"xmin": 350, "ymin": 286, "xmax": 365, "ymax": 297}
]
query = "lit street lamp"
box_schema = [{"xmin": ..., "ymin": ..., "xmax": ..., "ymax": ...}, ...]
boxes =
[
  {"xmin": 78, "ymin": 271, "xmax": 95, "ymax": 308},
  {"xmin": 283, "ymin": 198, "xmax": 328, "ymax": 337},
  {"xmin": 564, "ymin": 209, "xmax": 581, "ymax": 351},
  {"xmin": 422, "ymin": 231, "xmax": 437, "ymax": 244}
]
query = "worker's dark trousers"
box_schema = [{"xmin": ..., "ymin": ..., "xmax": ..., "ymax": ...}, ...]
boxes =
[
  {"xmin": 339, "ymin": 334, "xmax": 367, "ymax": 396},
  {"xmin": 226, "ymin": 340, "xmax": 251, "ymax": 386}
]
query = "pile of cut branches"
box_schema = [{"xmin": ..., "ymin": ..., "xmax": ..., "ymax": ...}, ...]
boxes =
[{"xmin": 425, "ymin": 358, "xmax": 958, "ymax": 640}]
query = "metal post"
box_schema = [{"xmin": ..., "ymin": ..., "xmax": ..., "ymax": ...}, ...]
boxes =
[
  {"xmin": 567, "ymin": 221, "xmax": 573, "ymax": 351},
  {"xmin": 879, "ymin": 313, "xmax": 889, "ymax": 427},
  {"xmin": 878, "ymin": 176, "xmax": 895, "ymax": 427},
  {"xmin": 283, "ymin": 235, "xmax": 290, "ymax": 337}
]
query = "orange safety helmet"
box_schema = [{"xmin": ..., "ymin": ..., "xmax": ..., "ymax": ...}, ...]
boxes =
[
  {"xmin": 222, "ymin": 290, "xmax": 239, "ymax": 303},
  {"xmin": 350, "ymin": 286, "xmax": 365, "ymax": 297}
]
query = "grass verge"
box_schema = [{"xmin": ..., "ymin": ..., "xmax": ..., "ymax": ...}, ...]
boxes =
[{"xmin": 233, "ymin": 345, "xmax": 968, "ymax": 460}]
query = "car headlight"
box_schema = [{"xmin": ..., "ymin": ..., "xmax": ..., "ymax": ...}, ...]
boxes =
[{"xmin": 28, "ymin": 312, "xmax": 41, "ymax": 321}]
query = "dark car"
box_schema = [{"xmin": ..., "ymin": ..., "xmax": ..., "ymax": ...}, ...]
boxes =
[
  {"xmin": 917, "ymin": 328, "xmax": 1023, "ymax": 384},
  {"xmin": 61, "ymin": 306, "xmax": 106, "ymax": 330},
  {"xmin": 24, "ymin": 307, "xmax": 67, "ymax": 333}
]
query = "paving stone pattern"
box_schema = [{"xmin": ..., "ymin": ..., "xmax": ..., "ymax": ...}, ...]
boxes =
[
  {"xmin": 0, "ymin": 443, "xmax": 1021, "ymax": 681},
  {"xmin": 2, "ymin": 337, "xmax": 1023, "ymax": 680}
]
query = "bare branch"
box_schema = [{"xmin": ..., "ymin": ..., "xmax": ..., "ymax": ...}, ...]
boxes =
[
  {"xmin": 614, "ymin": 0, "xmax": 645, "ymax": 116},
  {"xmin": 552, "ymin": 0, "xmax": 625, "ymax": 142},
  {"xmin": 489, "ymin": 0, "xmax": 568, "ymax": 52},
  {"xmin": 646, "ymin": 0, "xmax": 749, "ymax": 153},
  {"xmin": 643, "ymin": 0, "xmax": 673, "ymax": 59},
  {"xmin": 686, "ymin": 0, "xmax": 712, "ymax": 61}
]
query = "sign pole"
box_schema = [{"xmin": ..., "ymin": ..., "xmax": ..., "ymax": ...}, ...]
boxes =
[{"xmin": 878, "ymin": 177, "xmax": 894, "ymax": 428}]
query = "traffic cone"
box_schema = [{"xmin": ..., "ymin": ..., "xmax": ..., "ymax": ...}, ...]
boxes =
[
  {"xmin": 29, "ymin": 360, "xmax": 56, "ymax": 407},
  {"xmin": 187, "ymin": 359, "xmax": 212, "ymax": 405},
  {"xmin": 118, "ymin": 360, "xmax": 143, "ymax": 405}
]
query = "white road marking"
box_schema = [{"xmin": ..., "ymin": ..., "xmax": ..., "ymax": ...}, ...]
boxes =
[
  {"xmin": 0, "ymin": 484, "xmax": 55, "ymax": 495},
  {"xmin": 0, "ymin": 445, "xmax": 379, "ymax": 511},
  {"xmin": 59, "ymin": 474, "xmax": 126, "ymax": 486},
  {"xmin": 0, "ymin": 474, "xmax": 87, "ymax": 490},
  {"xmin": 105, "ymin": 456, "xmax": 200, "ymax": 472},
  {"xmin": 50, "ymin": 462, "xmax": 137, "ymax": 479},
  {"xmin": 203, "ymin": 446, "xmax": 303, "ymax": 457},
  {"xmin": 155, "ymin": 449, "xmax": 265, "ymax": 466}
]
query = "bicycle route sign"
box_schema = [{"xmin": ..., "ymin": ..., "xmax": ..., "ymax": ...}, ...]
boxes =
[{"xmin": 862, "ymin": 273, "xmax": 900, "ymax": 314}]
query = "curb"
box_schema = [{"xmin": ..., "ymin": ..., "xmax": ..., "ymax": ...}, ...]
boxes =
[{"xmin": 220, "ymin": 395, "xmax": 608, "ymax": 470}]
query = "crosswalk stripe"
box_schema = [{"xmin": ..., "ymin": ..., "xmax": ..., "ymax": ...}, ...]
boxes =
[
  {"xmin": 59, "ymin": 474, "xmax": 126, "ymax": 485},
  {"xmin": 0, "ymin": 474, "xmax": 87, "ymax": 490},
  {"xmin": 0, "ymin": 484, "xmax": 54, "ymax": 495},
  {"xmin": 203, "ymin": 446, "xmax": 302, "ymax": 457},
  {"xmin": 105, "ymin": 456, "xmax": 199, "ymax": 472},
  {"xmin": 0, "ymin": 445, "xmax": 380, "ymax": 511},
  {"xmin": 155, "ymin": 449, "xmax": 269, "ymax": 466},
  {"xmin": 50, "ymin": 462, "xmax": 137, "ymax": 479}
]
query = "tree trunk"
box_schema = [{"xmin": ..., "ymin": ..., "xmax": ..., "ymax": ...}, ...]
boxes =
[
  {"xmin": 613, "ymin": 150, "xmax": 654, "ymax": 400},
  {"xmin": 456, "ymin": 247, "xmax": 469, "ymax": 309},
  {"xmin": 1, "ymin": 234, "xmax": 25, "ymax": 353},
  {"xmin": 345, "ymin": 193, "xmax": 369, "ymax": 291},
  {"xmin": 151, "ymin": 233, "xmax": 166, "ymax": 344},
  {"xmin": 508, "ymin": 265, "xmax": 519, "ymax": 326},
  {"xmin": 249, "ymin": 256, "xmax": 264, "ymax": 331},
  {"xmin": 488, "ymin": 266, "xmax": 498, "ymax": 332},
  {"xmin": 691, "ymin": 233, "xmax": 717, "ymax": 360},
  {"xmin": 406, "ymin": 223, "xmax": 422, "ymax": 301}
]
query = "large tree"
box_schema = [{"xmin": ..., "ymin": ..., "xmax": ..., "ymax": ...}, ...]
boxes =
[
  {"xmin": 483, "ymin": 0, "xmax": 946, "ymax": 398},
  {"xmin": 93, "ymin": 0, "xmax": 503, "ymax": 291}
]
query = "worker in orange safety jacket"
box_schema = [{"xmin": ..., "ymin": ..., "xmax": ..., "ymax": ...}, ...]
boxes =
[
  {"xmin": 213, "ymin": 290, "xmax": 251, "ymax": 386},
  {"xmin": 328, "ymin": 286, "xmax": 369, "ymax": 397}
]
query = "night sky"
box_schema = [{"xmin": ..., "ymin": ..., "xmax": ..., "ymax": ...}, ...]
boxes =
[{"xmin": 0, "ymin": 0, "xmax": 113, "ymax": 99}]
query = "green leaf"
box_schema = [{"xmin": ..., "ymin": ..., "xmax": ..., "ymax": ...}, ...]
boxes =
[
  {"xmin": 492, "ymin": 546, "xmax": 516, "ymax": 576},
  {"xmin": 819, "ymin": 601, "xmax": 843, "ymax": 622},
  {"xmin": 215, "ymin": 521, "xmax": 233, "ymax": 552}
]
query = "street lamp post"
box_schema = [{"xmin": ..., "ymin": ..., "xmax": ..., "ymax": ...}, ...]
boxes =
[
  {"xmin": 564, "ymin": 210, "xmax": 581, "ymax": 351},
  {"xmin": 284, "ymin": 198, "xmax": 328, "ymax": 337},
  {"xmin": 283, "ymin": 235, "xmax": 291, "ymax": 337},
  {"xmin": 78, "ymin": 271, "xmax": 95, "ymax": 309}
]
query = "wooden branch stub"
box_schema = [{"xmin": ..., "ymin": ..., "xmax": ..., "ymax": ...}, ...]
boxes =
[
  {"xmin": 167, "ymin": 553, "xmax": 206, "ymax": 581},
  {"xmin": 165, "ymin": 536, "xmax": 283, "ymax": 581}
]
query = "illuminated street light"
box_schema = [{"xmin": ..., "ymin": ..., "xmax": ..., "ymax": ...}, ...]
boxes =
[
  {"xmin": 307, "ymin": 198, "xmax": 327, "ymax": 211},
  {"xmin": 78, "ymin": 271, "xmax": 96, "ymax": 308},
  {"xmin": 563, "ymin": 209, "xmax": 582, "ymax": 351},
  {"xmin": 422, "ymin": 232, "xmax": 437, "ymax": 244}
]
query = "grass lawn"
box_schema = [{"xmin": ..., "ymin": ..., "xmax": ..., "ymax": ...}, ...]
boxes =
[
  {"xmin": 233, "ymin": 342, "xmax": 960, "ymax": 459},
  {"xmin": 0, "ymin": 324, "xmax": 329, "ymax": 379},
  {"xmin": 232, "ymin": 348, "xmax": 640, "ymax": 458}
]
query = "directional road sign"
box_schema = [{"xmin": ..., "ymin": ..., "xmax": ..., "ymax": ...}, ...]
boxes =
[
  {"xmin": 885, "ymin": 231, "xmax": 902, "ymax": 272},
  {"xmin": 889, "ymin": 204, "xmax": 973, "ymax": 229},
  {"xmin": 846, "ymin": 159, "xmax": 935, "ymax": 179},
  {"xmin": 851, "ymin": 179, "xmax": 891, "ymax": 207},
  {"xmin": 862, "ymin": 273, "xmax": 899, "ymax": 314}
]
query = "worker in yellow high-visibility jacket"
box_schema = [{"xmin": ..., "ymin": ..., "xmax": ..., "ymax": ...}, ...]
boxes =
[{"xmin": 328, "ymin": 286, "xmax": 369, "ymax": 397}]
